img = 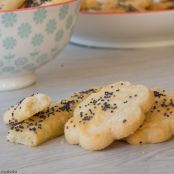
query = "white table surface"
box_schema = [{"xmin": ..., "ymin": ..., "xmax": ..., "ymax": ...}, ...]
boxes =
[{"xmin": 1, "ymin": 44, "xmax": 174, "ymax": 174}]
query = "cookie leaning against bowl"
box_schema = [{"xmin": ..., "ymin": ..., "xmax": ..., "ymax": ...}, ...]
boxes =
[
  {"xmin": 3, "ymin": 93, "xmax": 52, "ymax": 125},
  {"xmin": 65, "ymin": 82, "xmax": 154, "ymax": 151},
  {"xmin": 126, "ymin": 89, "xmax": 174, "ymax": 145},
  {"xmin": 7, "ymin": 88, "xmax": 99, "ymax": 147}
]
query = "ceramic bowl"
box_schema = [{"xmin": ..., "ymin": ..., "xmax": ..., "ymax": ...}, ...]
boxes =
[
  {"xmin": 0, "ymin": 0, "xmax": 80, "ymax": 91},
  {"xmin": 71, "ymin": 10, "xmax": 174, "ymax": 48}
]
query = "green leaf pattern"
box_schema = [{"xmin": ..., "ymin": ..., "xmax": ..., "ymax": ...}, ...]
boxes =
[
  {"xmin": 33, "ymin": 9, "xmax": 47, "ymax": 24},
  {"xmin": 32, "ymin": 34, "xmax": 44, "ymax": 46},
  {"xmin": 46, "ymin": 19, "xmax": 57, "ymax": 34},
  {"xmin": 18, "ymin": 23, "xmax": 32, "ymax": 38},
  {"xmin": 59, "ymin": 5, "xmax": 69, "ymax": 20},
  {"xmin": 3, "ymin": 37, "xmax": 16, "ymax": 50},
  {"xmin": 2, "ymin": 13, "xmax": 17, "ymax": 27}
]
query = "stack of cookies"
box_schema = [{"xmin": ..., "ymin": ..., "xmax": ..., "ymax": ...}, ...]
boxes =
[
  {"xmin": 4, "ymin": 89, "xmax": 98, "ymax": 147},
  {"xmin": 4, "ymin": 82, "xmax": 174, "ymax": 151}
]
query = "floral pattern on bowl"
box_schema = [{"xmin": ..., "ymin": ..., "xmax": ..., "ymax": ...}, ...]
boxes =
[{"xmin": 0, "ymin": 0, "xmax": 80, "ymax": 91}]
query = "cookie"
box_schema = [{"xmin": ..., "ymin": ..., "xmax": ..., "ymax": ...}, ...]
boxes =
[
  {"xmin": 3, "ymin": 93, "xmax": 52, "ymax": 125},
  {"xmin": 25, "ymin": 0, "xmax": 70, "ymax": 7},
  {"xmin": 0, "ymin": 0, "xmax": 26, "ymax": 10},
  {"xmin": 119, "ymin": 0, "xmax": 152, "ymax": 11},
  {"xmin": 7, "ymin": 102, "xmax": 70, "ymax": 147},
  {"xmin": 126, "ymin": 89, "xmax": 174, "ymax": 145},
  {"xmin": 7, "ymin": 88, "xmax": 98, "ymax": 146},
  {"xmin": 101, "ymin": 0, "xmax": 119, "ymax": 11},
  {"xmin": 41, "ymin": 0, "xmax": 71, "ymax": 6},
  {"xmin": 80, "ymin": 0, "xmax": 101, "ymax": 10},
  {"xmin": 150, "ymin": 2, "xmax": 174, "ymax": 11},
  {"xmin": 65, "ymin": 82, "xmax": 154, "ymax": 151}
]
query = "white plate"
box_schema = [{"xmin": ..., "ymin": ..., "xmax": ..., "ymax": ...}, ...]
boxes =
[{"xmin": 71, "ymin": 10, "xmax": 174, "ymax": 48}]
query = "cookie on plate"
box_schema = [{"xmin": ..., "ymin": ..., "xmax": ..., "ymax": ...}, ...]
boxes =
[
  {"xmin": 65, "ymin": 82, "xmax": 154, "ymax": 151},
  {"xmin": 3, "ymin": 93, "xmax": 52, "ymax": 125},
  {"xmin": 7, "ymin": 88, "xmax": 98, "ymax": 146},
  {"xmin": 126, "ymin": 89, "xmax": 174, "ymax": 145}
]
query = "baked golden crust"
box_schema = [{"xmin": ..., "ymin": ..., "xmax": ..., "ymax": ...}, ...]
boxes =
[
  {"xmin": 65, "ymin": 82, "xmax": 154, "ymax": 150},
  {"xmin": 80, "ymin": 0, "xmax": 174, "ymax": 12},
  {"xmin": 126, "ymin": 89, "xmax": 174, "ymax": 145},
  {"xmin": 7, "ymin": 88, "xmax": 99, "ymax": 146},
  {"xmin": 3, "ymin": 93, "xmax": 52, "ymax": 125}
]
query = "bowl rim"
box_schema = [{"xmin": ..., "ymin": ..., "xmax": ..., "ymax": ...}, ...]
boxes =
[
  {"xmin": 0, "ymin": 0, "xmax": 77, "ymax": 13},
  {"xmin": 80, "ymin": 8, "xmax": 174, "ymax": 15}
]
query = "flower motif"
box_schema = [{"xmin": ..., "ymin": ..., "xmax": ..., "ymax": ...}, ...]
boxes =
[
  {"xmin": 33, "ymin": 9, "xmax": 47, "ymax": 24},
  {"xmin": 15, "ymin": 57, "xmax": 28, "ymax": 66},
  {"xmin": 2, "ymin": 13, "xmax": 17, "ymax": 27},
  {"xmin": 36, "ymin": 54, "xmax": 49, "ymax": 64},
  {"xmin": 3, "ymin": 37, "xmax": 16, "ymax": 50},
  {"xmin": 18, "ymin": 23, "xmax": 32, "ymax": 38},
  {"xmin": 32, "ymin": 34, "xmax": 44, "ymax": 46},
  {"xmin": 46, "ymin": 19, "xmax": 57, "ymax": 34},
  {"xmin": 2, "ymin": 66, "xmax": 15, "ymax": 73},
  {"xmin": 4, "ymin": 53, "xmax": 15, "ymax": 61},
  {"xmin": 66, "ymin": 15, "xmax": 73, "ymax": 30},
  {"xmin": 55, "ymin": 29, "xmax": 64, "ymax": 42},
  {"xmin": 59, "ymin": 5, "xmax": 69, "ymax": 20}
]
